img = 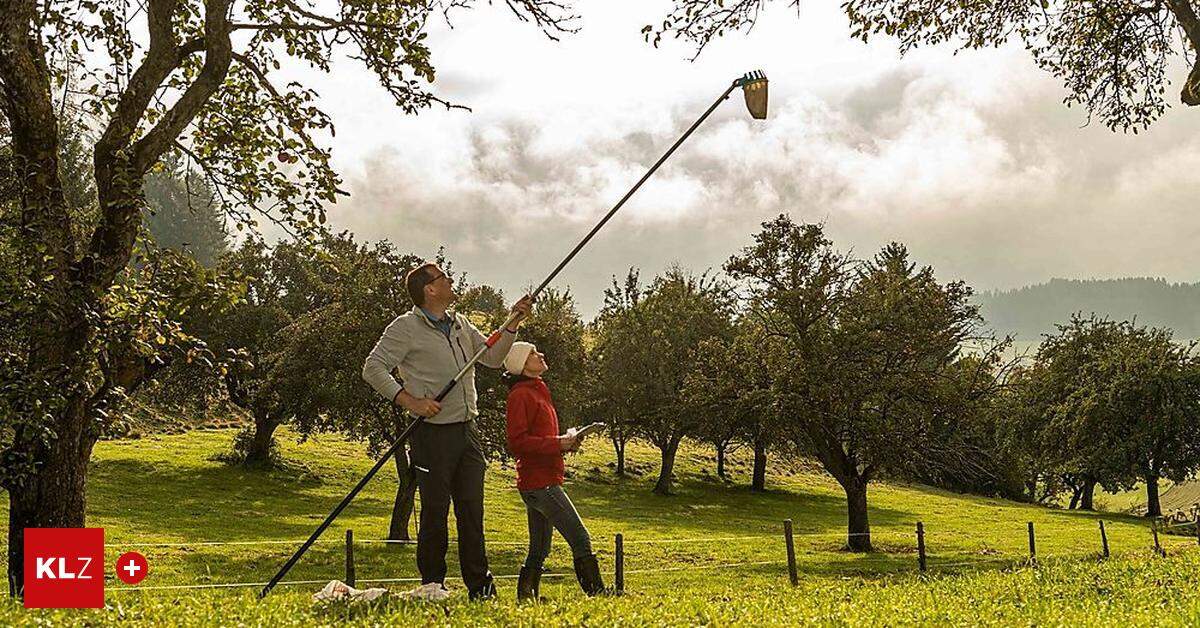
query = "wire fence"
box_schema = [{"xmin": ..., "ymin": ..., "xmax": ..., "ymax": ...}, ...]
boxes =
[
  {"xmin": 112, "ymin": 561, "xmax": 787, "ymax": 593},
  {"xmin": 104, "ymin": 530, "xmax": 878, "ymax": 550},
  {"xmin": 101, "ymin": 516, "xmax": 1200, "ymax": 596}
]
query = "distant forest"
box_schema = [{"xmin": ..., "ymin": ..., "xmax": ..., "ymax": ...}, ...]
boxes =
[{"xmin": 976, "ymin": 278, "xmax": 1200, "ymax": 340}]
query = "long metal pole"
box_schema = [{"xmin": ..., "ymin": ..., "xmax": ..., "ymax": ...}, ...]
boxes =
[
  {"xmin": 259, "ymin": 78, "xmax": 743, "ymax": 599},
  {"xmin": 534, "ymin": 81, "xmax": 739, "ymax": 296}
]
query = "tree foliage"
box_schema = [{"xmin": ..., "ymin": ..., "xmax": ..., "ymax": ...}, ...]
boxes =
[
  {"xmin": 583, "ymin": 268, "xmax": 645, "ymax": 477},
  {"xmin": 682, "ymin": 315, "xmax": 785, "ymax": 489},
  {"xmin": 0, "ymin": 0, "xmax": 578, "ymax": 593},
  {"xmin": 651, "ymin": 0, "xmax": 1200, "ymax": 131},
  {"xmin": 1005, "ymin": 315, "xmax": 1200, "ymax": 516},
  {"xmin": 727, "ymin": 215, "xmax": 1005, "ymax": 550},
  {"xmin": 978, "ymin": 278, "xmax": 1200, "ymax": 341},
  {"xmin": 142, "ymin": 151, "xmax": 228, "ymax": 267},
  {"xmin": 593, "ymin": 267, "xmax": 734, "ymax": 495}
]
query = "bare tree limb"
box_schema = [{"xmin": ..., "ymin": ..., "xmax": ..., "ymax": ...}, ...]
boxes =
[
  {"xmin": 230, "ymin": 21, "xmax": 408, "ymax": 33},
  {"xmin": 503, "ymin": 0, "xmax": 580, "ymax": 40}
]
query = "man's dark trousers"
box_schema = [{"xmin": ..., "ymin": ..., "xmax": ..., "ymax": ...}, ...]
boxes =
[{"xmin": 410, "ymin": 420, "xmax": 493, "ymax": 594}]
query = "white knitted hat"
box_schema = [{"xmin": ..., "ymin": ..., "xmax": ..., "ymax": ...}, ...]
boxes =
[{"xmin": 503, "ymin": 341, "xmax": 537, "ymax": 375}]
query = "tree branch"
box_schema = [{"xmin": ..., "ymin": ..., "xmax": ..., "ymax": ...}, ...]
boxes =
[
  {"xmin": 95, "ymin": 0, "xmax": 182, "ymax": 158},
  {"xmin": 132, "ymin": 0, "xmax": 233, "ymax": 173},
  {"xmin": 229, "ymin": 52, "xmax": 321, "ymax": 156},
  {"xmin": 1166, "ymin": 0, "xmax": 1200, "ymax": 104},
  {"xmin": 230, "ymin": 21, "xmax": 406, "ymax": 33},
  {"xmin": 229, "ymin": 0, "xmax": 415, "ymax": 33},
  {"xmin": 171, "ymin": 139, "xmax": 302, "ymax": 241},
  {"xmin": 78, "ymin": 0, "xmax": 233, "ymax": 294},
  {"xmin": 0, "ymin": 0, "xmax": 74, "ymax": 263},
  {"xmin": 503, "ymin": 0, "xmax": 580, "ymax": 41},
  {"xmin": 178, "ymin": 37, "xmax": 208, "ymax": 59}
]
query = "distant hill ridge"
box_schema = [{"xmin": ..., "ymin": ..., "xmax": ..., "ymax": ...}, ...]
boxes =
[{"xmin": 976, "ymin": 277, "xmax": 1200, "ymax": 340}]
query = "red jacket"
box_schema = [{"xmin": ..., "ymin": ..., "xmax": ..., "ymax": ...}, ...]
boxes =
[{"xmin": 505, "ymin": 377, "xmax": 564, "ymax": 491}]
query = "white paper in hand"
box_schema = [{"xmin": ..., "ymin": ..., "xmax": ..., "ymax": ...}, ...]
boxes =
[{"xmin": 567, "ymin": 422, "xmax": 606, "ymax": 441}]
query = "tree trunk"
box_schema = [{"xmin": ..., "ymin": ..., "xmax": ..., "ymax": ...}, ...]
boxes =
[
  {"xmin": 7, "ymin": 400, "xmax": 96, "ymax": 596},
  {"xmin": 716, "ymin": 442, "xmax": 726, "ymax": 480},
  {"xmin": 244, "ymin": 413, "xmax": 281, "ymax": 464},
  {"xmin": 1, "ymin": 5, "xmax": 92, "ymax": 597},
  {"xmin": 612, "ymin": 434, "xmax": 626, "ymax": 476},
  {"xmin": 653, "ymin": 437, "xmax": 681, "ymax": 496},
  {"xmin": 1, "ymin": 0, "xmax": 232, "ymax": 599},
  {"xmin": 1146, "ymin": 474, "xmax": 1162, "ymax": 518},
  {"xmin": 389, "ymin": 446, "xmax": 418, "ymax": 541},
  {"xmin": 1080, "ymin": 477, "xmax": 1097, "ymax": 511},
  {"xmin": 1068, "ymin": 486, "xmax": 1082, "ymax": 510},
  {"xmin": 841, "ymin": 475, "xmax": 873, "ymax": 552},
  {"xmin": 751, "ymin": 438, "xmax": 767, "ymax": 492}
]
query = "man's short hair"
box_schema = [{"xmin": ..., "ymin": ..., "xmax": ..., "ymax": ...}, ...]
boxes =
[{"xmin": 405, "ymin": 262, "xmax": 440, "ymax": 307}]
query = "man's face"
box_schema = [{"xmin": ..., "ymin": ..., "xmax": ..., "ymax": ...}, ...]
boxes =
[{"xmin": 423, "ymin": 266, "xmax": 457, "ymax": 307}]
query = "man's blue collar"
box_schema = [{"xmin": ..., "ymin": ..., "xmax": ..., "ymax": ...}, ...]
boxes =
[{"xmin": 419, "ymin": 306, "xmax": 451, "ymax": 324}]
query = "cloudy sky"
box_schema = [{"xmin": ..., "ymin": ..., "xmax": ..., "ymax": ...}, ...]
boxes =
[{"xmin": 292, "ymin": 0, "xmax": 1200, "ymax": 318}]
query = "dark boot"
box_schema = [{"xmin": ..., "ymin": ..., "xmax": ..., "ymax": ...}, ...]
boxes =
[
  {"xmin": 517, "ymin": 565, "xmax": 541, "ymax": 601},
  {"xmin": 468, "ymin": 578, "xmax": 496, "ymax": 601},
  {"xmin": 573, "ymin": 554, "xmax": 610, "ymax": 596}
]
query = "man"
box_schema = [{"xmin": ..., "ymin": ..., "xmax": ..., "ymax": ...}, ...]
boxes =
[{"xmin": 362, "ymin": 262, "xmax": 533, "ymax": 600}]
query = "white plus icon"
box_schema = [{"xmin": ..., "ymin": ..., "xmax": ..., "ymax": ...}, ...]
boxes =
[{"xmin": 116, "ymin": 551, "xmax": 148, "ymax": 584}]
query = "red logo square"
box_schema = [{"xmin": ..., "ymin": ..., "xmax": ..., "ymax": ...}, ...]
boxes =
[{"xmin": 23, "ymin": 528, "xmax": 105, "ymax": 609}]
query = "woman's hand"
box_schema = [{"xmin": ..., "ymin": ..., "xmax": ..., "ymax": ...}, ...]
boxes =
[{"xmin": 558, "ymin": 433, "xmax": 580, "ymax": 452}]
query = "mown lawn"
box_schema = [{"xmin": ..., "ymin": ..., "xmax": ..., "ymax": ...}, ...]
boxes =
[{"xmin": 3, "ymin": 428, "xmax": 1196, "ymax": 625}]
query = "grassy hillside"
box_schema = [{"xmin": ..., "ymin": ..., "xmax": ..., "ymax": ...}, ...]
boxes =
[{"xmin": 5, "ymin": 429, "xmax": 1198, "ymax": 625}]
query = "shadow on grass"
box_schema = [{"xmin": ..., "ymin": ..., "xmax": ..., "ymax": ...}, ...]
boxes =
[
  {"xmin": 565, "ymin": 470, "xmax": 913, "ymax": 541},
  {"xmin": 87, "ymin": 458, "xmax": 395, "ymax": 542},
  {"xmin": 91, "ymin": 435, "xmax": 1130, "ymax": 587}
]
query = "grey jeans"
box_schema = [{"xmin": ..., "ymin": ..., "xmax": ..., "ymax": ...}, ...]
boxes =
[{"xmin": 519, "ymin": 485, "xmax": 593, "ymax": 570}]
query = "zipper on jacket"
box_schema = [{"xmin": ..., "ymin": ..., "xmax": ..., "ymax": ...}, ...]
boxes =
[
  {"xmin": 444, "ymin": 323, "xmax": 470, "ymax": 411},
  {"xmin": 421, "ymin": 312, "xmax": 475, "ymax": 416},
  {"xmin": 454, "ymin": 337, "xmax": 475, "ymax": 411}
]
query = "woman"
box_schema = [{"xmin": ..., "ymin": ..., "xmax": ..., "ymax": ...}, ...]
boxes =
[{"xmin": 503, "ymin": 341, "xmax": 608, "ymax": 600}]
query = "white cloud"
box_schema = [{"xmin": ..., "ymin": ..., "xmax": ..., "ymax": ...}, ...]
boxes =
[{"xmin": 286, "ymin": 0, "xmax": 1200, "ymax": 318}]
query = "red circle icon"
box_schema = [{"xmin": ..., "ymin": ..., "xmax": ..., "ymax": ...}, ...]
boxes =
[{"xmin": 115, "ymin": 551, "xmax": 149, "ymax": 585}]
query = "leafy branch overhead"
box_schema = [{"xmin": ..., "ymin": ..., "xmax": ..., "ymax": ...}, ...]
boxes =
[
  {"xmin": 37, "ymin": 0, "xmax": 577, "ymax": 250},
  {"xmin": 650, "ymin": 0, "xmax": 1200, "ymax": 131}
]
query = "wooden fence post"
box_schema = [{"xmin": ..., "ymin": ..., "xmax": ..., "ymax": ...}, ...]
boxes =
[
  {"xmin": 1152, "ymin": 520, "xmax": 1165, "ymax": 557},
  {"xmin": 783, "ymin": 519, "xmax": 798, "ymax": 585},
  {"xmin": 916, "ymin": 522, "xmax": 927, "ymax": 573},
  {"xmin": 615, "ymin": 533, "xmax": 625, "ymax": 595},
  {"xmin": 1027, "ymin": 522, "xmax": 1036, "ymax": 560},
  {"xmin": 1099, "ymin": 520, "xmax": 1110, "ymax": 558},
  {"xmin": 345, "ymin": 529, "xmax": 355, "ymax": 587}
]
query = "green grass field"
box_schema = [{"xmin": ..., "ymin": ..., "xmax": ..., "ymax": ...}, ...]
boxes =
[{"xmin": 5, "ymin": 428, "xmax": 1200, "ymax": 625}]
